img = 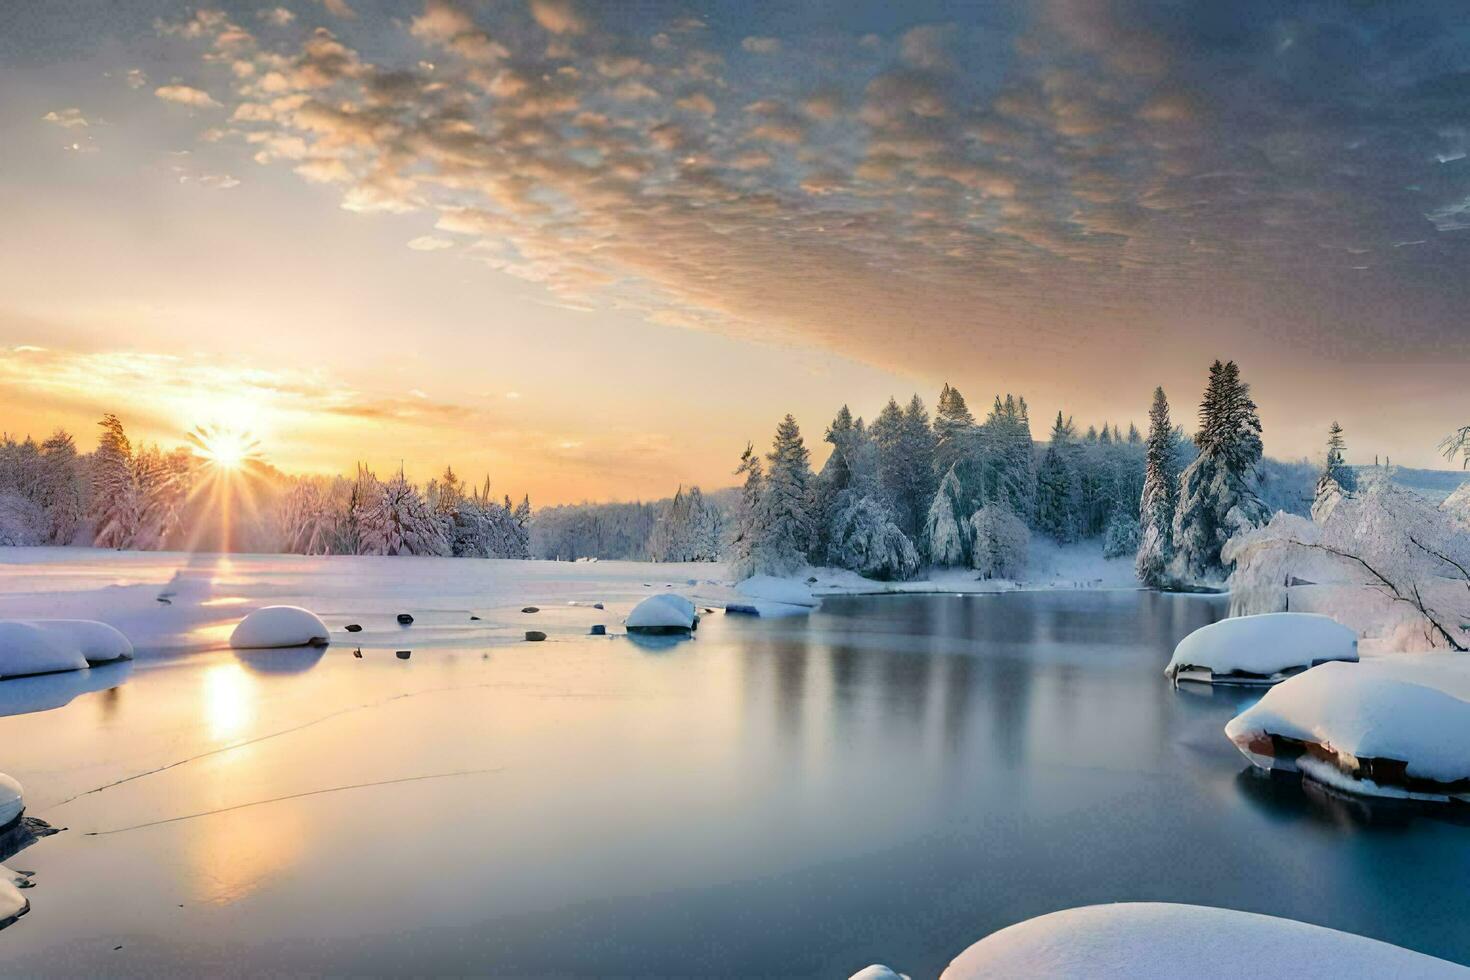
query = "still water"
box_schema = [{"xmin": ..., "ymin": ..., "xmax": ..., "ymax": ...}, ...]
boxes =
[{"xmin": 4, "ymin": 591, "xmax": 1470, "ymax": 976}]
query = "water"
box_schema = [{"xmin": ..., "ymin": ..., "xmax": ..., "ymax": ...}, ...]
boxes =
[{"xmin": 4, "ymin": 590, "xmax": 1470, "ymax": 976}]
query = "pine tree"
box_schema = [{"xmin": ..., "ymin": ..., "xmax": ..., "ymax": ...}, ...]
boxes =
[
  {"xmin": 827, "ymin": 494, "xmax": 920, "ymax": 581},
  {"xmin": 1135, "ymin": 386, "xmax": 1177, "ymax": 586},
  {"xmin": 729, "ymin": 443, "xmax": 765, "ymax": 579},
  {"xmin": 357, "ymin": 469, "xmax": 450, "ymax": 556},
  {"xmin": 754, "ymin": 414, "xmax": 814, "ymax": 574},
  {"xmin": 1034, "ymin": 412, "xmax": 1080, "ymax": 542},
  {"xmin": 1312, "ymin": 421, "xmax": 1357, "ymax": 520},
  {"xmin": 933, "ymin": 382, "xmax": 977, "ymax": 503},
  {"xmin": 36, "ymin": 429, "xmax": 82, "ymax": 545},
  {"xmin": 922, "ymin": 465, "xmax": 969, "ymax": 566},
  {"xmin": 970, "ymin": 503, "xmax": 1029, "ymax": 579},
  {"xmin": 1171, "ymin": 361, "xmax": 1268, "ymax": 582},
  {"xmin": 90, "ymin": 414, "xmax": 139, "ymax": 549}
]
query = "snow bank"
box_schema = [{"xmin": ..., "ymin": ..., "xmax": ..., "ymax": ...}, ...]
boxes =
[
  {"xmin": 0, "ymin": 622, "xmax": 90, "ymax": 679},
  {"xmin": 1225, "ymin": 661, "xmax": 1470, "ymax": 799},
  {"xmin": 229, "ymin": 605, "xmax": 330, "ymax": 650},
  {"xmin": 625, "ymin": 594, "xmax": 697, "ymax": 633},
  {"xmin": 940, "ymin": 903, "xmax": 1470, "ymax": 979},
  {"xmin": 848, "ymin": 966, "xmax": 909, "ymax": 980},
  {"xmin": 1166, "ymin": 613, "xmax": 1357, "ymax": 685},
  {"xmin": 737, "ymin": 575, "xmax": 820, "ymax": 609},
  {"xmin": 22, "ymin": 620, "xmax": 132, "ymax": 664},
  {"xmin": 0, "ymin": 773, "xmax": 21, "ymax": 829}
]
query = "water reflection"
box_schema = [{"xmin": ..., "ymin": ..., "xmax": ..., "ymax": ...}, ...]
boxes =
[
  {"xmin": 0, "ymin": 661, "xmax": 134, "ymax": 719},
  {"xmin": 232, "ymin": 645, "xmax": 326, "ymax": 675},
  {"xmin": 203, "ymin": 662, "xmax": 257, "ymax": 738},
  {"xmin": 1235, "ymin": 765, "xmax": 1470, "ymax": 832}
]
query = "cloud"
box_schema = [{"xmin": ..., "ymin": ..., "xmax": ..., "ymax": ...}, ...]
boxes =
[
  {"xmin": 258, "ymin": 7, "xmax": 296, "ymax": 26},
  {"xmin": 741, "ymin": 37, "xmax": 780, "ymax": 54},
  {"xmin": 407, "ymin": 235, "xmax": 454, "ymax": 250},
  {"xmin": 125, "ymin": 68, "xmax": 148, "ymax": 89},
  {"xmin": 529, "ymin": 0, "xmax": 586, "ymax": 36},
  {"xmin": 155, "ymin": 84, "xmax": 222, "ymax": 108},
  {"xmin": 316, "ymin": 0, "xmax": 356, "ymax": 18},
  {"xmin": 43, "ymin": 108, "xmax": 88, "ymax": 129}
]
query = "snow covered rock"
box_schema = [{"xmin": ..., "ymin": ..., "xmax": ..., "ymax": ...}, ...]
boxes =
[
  {"xmin": 229, "ymin": 606, "xmax": 330, "ymax": 650},
  {"xmin": 0, "ymin": 875, "xmax": 27, "ymax": 930},
  {"xmin": 0, "ymin": 622, "xmax": 90, "ymax": 679},
  {"xmin": 24, "ymin": 620, "xmax": 132, "ymax": 665},
  {"xmin": 0, "ymin": 774, "xmax": 22, "ymax": 830},
  {"xmin": 940, "ymin": 903, "xmax": 1470, "ymax": 979},
  {"xmin": 1165, "ymin": 612, "xmax": 1356, "ymax": 685},
  {"xmin": 736, "ymin": 575, "xmax": 821, "ymax": 613},
  {"xmin": 1225, "ymin": 661, "xmax": 1470, "ymax": 801},
  {"xmin": 625, "ymin": 594, "xmax": 698, "ymax": 634}
]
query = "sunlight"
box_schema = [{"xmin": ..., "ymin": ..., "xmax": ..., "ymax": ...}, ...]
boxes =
[{"xmin": 191, "ymin": 425, "xmax": 258, "ymax": 471}]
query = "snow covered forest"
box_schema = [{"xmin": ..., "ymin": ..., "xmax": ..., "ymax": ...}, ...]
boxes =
[{"xmin": 725, "ymin": 362, "xmax": 1321, "ymax": 587}]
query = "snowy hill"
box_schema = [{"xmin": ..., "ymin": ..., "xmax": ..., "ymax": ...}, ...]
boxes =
[{"xmin": 1361, "ymin": 465, "xmax": 1470, "ymax": 503}]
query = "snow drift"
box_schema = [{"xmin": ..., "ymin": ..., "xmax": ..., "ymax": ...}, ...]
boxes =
[
  {"xmin": 229, "ymin": 605, "xmax": 331, "ymax": 650},
  {"xmin": 0, "ymin": 875, "xmax": 26, "ymax": 930},
  {"xmin": 1165, "ymin": 612, "xmax": 1357, "ymax": 685},
  {"xmin": 0, "ymin": 773, "xmax": 21, "ymax": 830},
  {"xmin": 22, "ymin": 620, "xmax": 132, "ymax": 665},
  {"xmin": 939, "ymin": 903, "xmax": 1470, "ymax": 979},
  {"xmin": 736, "ymin": 575, "xmax": 820, "ymax": 609},
  {"xmin": 1225, "ymin": 660, "xmax": 1470, "ymax": 801},
  {"xmin": 625, "ymin": 594, "xmax": 698, "ymax": 634},
  {"xmin": 0, "ymin": 622, "xmax": 90, "ymax": 679}
]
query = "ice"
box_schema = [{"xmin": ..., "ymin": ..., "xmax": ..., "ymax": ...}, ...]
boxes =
[
  {"xmin": 1165, "ymin": 612, "xmax": 1357, "ymax": 685},
  {"xmin": 0, "ymin": 622, "xmax": 89, "ymax": 679},
  {"xmin": 1225, "ymin": 659, "xmax": 1470, "ymax": 797},
  {"xmin": 625, "ymin": 594, "xmax": 697, "ymax": 633},
  {"xmin": 939, "ymin": 903, "xmax": 1470, "ymax": 979},
  {"xmin": 229, "ymin": 605, "xmax": 331, "ymax": 650},
  {"xmin": 0, "ymin": 773, "xmax": 21, "ymax": 828}
]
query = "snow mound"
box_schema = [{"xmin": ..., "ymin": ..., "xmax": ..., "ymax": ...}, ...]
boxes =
[
  {"xmin": 0, "ymin": 875, "xmax": 27, "ymax": 929},
  {"xmin": 0, "ymin": 622, "xmax": 90, "ymax": 679},
  {"xmin": 736, "ymin": 575, "xmax": 820, "ymax": 608},
  {"xmin": 0, "ymin": 773, "xmax": 21, "ymax": 829},
  {"xmin": 625, "ymin": 594, "xmax": 697, "ymax": 633},
  {"xmin": 229, "ymin": 605, "xmax": 330, "ymax": 650},
  {"xmin": 1166, "ymin": 612, "xmax": 1356, "ymax": 685},
  {"xmin": 1225, "ymin": 661, "xmax": 1470, "ymax": 799},
  {"xmin": 23, "ymin": 620, "xmax": 132, "ymax": 665},
  {"xmin": 849, "ymin": 966, "xmax": 909, "ymax": 980},
  {"xmin": 940, "ymin": 903, "xmax": 1470, "ymax": 979}
]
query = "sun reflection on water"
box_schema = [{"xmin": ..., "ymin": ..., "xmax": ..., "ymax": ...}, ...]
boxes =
[{"xmin": 203, "ymin": 662, "xmax": 256, "ymax": 740}]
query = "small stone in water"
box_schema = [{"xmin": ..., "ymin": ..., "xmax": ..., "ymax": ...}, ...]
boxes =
[
  {"xmin": 395, "ymin": 650, "xmax": 411, "ymax": 660},
  {"xmin": 589, "ymin": 625, "xmax": 606, "ymax": 635},
  {"xmin": 593, "ymin": 602, "xmax": 604, "ymax": 610},
  {"xmin": 521, "ymin": 606, "xmax": 539, "ymax": 614},
  {"xmin": 469, "ymin": 615, "xmax": 481, "ymax": 621},
  {"xmin": 344, "ymin": 624, "xmax": 363, "ymax": 633},
  {"xmin": 396, "ymin": 613, "xmax": 414, "ymax": 625},
  {"xmin": 353, "ymin": 649, "xmax": 362, "ymax": 659},
  {"xmin": 525, "ymin": 630, "xmax": 547, "ymax": 642}
]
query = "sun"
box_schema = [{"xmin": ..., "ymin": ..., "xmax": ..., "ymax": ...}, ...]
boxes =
[{"xmin": 188, "ymin": 425, "xmax": 262, "ymax": 471}]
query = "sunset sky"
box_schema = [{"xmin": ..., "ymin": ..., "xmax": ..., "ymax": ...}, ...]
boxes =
[{"xmin": 2, "ymin": 0, "xmax": 1468, "ymax": 503}]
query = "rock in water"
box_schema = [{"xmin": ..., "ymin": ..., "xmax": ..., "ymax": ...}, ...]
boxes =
[
  {"xmin": 344, "ymin": 624, "xmax": 363, "ymax": 633},
  {"xmin": 469, "ymin": 615, "xmax": 481, "ymax": 621},
  {"xmin": 395, "ymin": 650, "xmax": 411, "ymax": 660},
  {"xmin": 589, "ymin": 625, "xmax": 606, "ymax": 636},
  {"xmin": 521, "ymin": 606, "xmax": 539, "ymax": 614},
  {"xmin": 525, "ymin": 631, "xmax": 547, "ymax": 642},
  {"xmin": 396, "ymin": 613, "xmax": 414, "ymax": 625}
]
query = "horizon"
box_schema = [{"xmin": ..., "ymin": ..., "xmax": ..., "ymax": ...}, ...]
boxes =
[{"xmin": 3, "ymin": 1, "xmax": 1469, "ymax": 504}]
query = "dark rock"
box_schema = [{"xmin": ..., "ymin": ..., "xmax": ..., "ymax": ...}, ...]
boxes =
[
  {"xmin": 396, "ymin": 613, "xmax": 414, "ymax": 625},
  {"xmin": 593, "ymin": 602, "xmax": 604, "ymax": 610},
  {"xmin": 352, "ymin": 649, "xmax": 362, "ymax": 659},
  {"xmin": 589, "ymin": 625, "xmax": 606, "ymax": 636},
  {"xmin": 469, "ymin": 615, "xmax": 481, "ymax": 621},
  {"xmin": 521, "ymin": 606, "xmax": 539, "ymax": 614},
  {"xmin": 806, "ymin": 576, "xmax": 818, "ymax": 584},
  {"xmin": 726, "ymin": 603, "xmax": 761, "ymax": 616},
  {"xmin": 344, "ymin": 624, "xmax": 363, "ymax": 633},
  {"xmin": 395, "ymin": 650, "xmax": 411, "ymax": 660},
  {"xmin": 525, "ymin": 630, "xmax": 547, "ymax": 642}
]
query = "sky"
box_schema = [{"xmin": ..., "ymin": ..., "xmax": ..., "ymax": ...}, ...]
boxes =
[{"xmin": 1, "ymin": 0, "xmax": 1468, "ymax": 504}]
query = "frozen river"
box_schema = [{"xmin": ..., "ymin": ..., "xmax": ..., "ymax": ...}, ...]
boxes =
[{"xmin": 2, "ymin": 556, "xmax": 1470, "ymax": 975}]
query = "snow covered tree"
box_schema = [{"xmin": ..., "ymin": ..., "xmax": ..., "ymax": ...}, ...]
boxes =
[
  {"xmin": 1312, "ymin": 421, "xmax": 1356, "ymax": 520},
  {"xmin": 1034, "ymin": 412, "xmax": 1080, "ymax": 542},
  {"xmin": 1135, "ymin": 386, "xmax": 1178, "ymax": 587},
  {"xmin": 754, "ymin": 414, "xmax": 814, "ymax": 574},
  {"xmin": 1171, "ymin": 361, "xmax": 1268, "ymax": 584},
  {"xmin": 35, "ymin": 430, "xmax": 83, "ymax": 545},
  {"xmin": 970, "ymin": 503, "xmax": 1029, "ymax": 580},
  {"xmin": 648, "ymin": 485, "xmax": 723, "ymax": 562},
  {"xmin": 827, "ymin": 494, "xmax": 920, "ymax": 580},
  {"xmin": 279, "ymin": 479, "xmax": 342, "ymax": 555},
  {"xmin": 728, "ymin": 443, "xmax": 766, "ymax": 579},
  {"xmin": 132, "ymin": 446, "xmax": 194, "ymax": 549},
  {"xmin": 357, "ymin": 469, "xmax": 450, "ymax": 556},
  {"xmin": 922, "ymin": 465, "xmax": 969, "ymax": 566},
  {"xmin": 933, "ymin": 382, "xmax": 980, "ymax": 506},
  {"xmin": 978, "ymin": 394, "xmax": 1036, "ymax": 516},
  {"xmin": 1103, "ymin": 511, "xmax": 1141, "ymax": 559},
  {"xmin": 90, "ymin": 414, "xmax": 139, "ymax": 549}
]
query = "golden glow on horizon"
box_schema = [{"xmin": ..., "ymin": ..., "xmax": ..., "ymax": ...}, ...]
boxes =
[{"xmin": 191, "ymin": 425, "xmax": 260, "ymax": 472}]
